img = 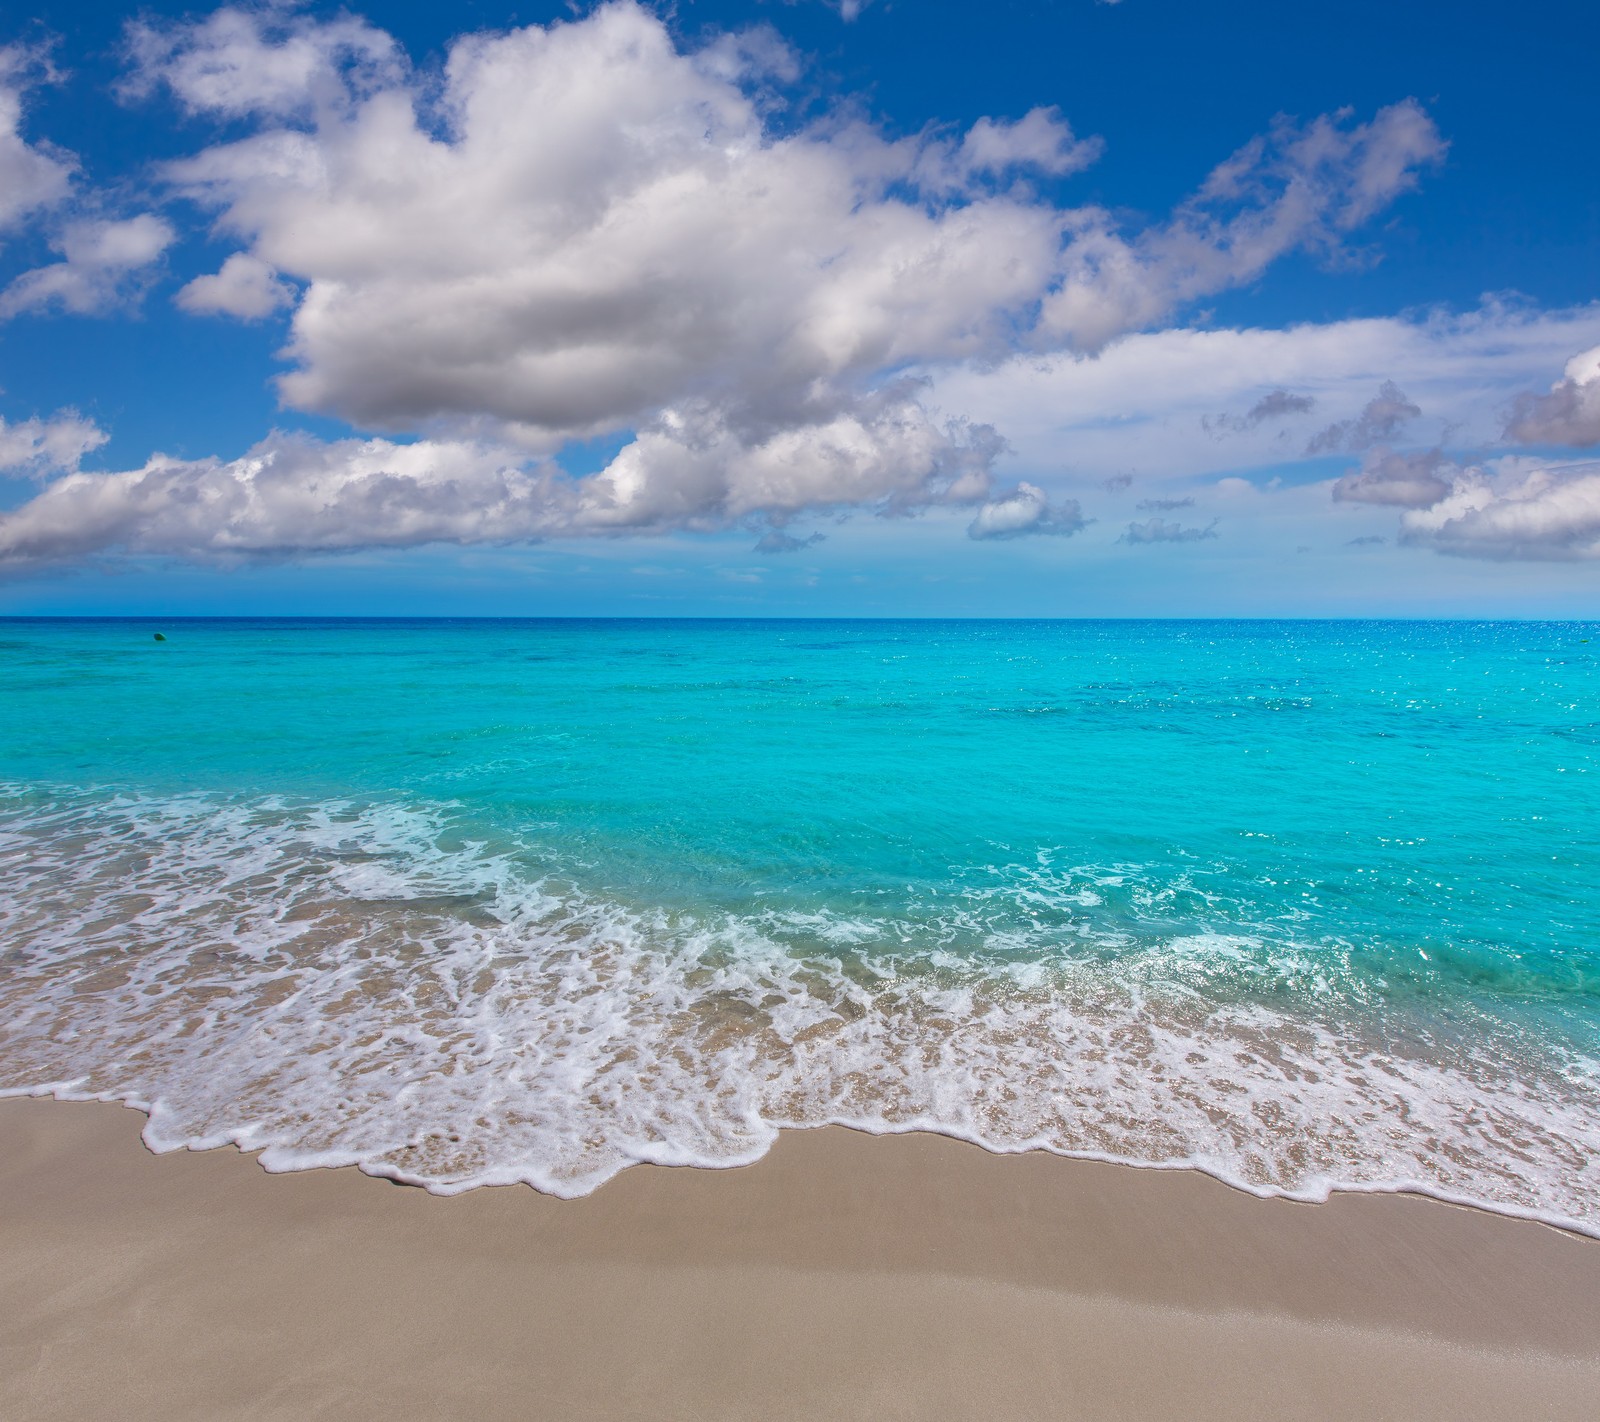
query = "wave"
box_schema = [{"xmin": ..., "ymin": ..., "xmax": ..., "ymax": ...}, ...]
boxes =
[{"xmin": 1, "ymin": 783, "xmax": 1597, "ymax": 1232}]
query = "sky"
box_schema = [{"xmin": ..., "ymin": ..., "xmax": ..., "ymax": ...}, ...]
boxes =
[{"xmin": 0, "ymin": 0, "xmax": 1597, "ymax": 616}]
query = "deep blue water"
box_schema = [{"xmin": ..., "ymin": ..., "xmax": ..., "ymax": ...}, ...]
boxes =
[{"xmin": 1, "ymin": 618, "xmax": 1596, "ymax": 1222}]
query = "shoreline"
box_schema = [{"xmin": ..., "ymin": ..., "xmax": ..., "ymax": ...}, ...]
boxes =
[
  {"xmin": 10, "ymin": 1081, "xmax": 1600, "ymax": 1241},
  {"xmin": 4, "ymin": 1097, "xmax": 1598, "ymax": 1420}
]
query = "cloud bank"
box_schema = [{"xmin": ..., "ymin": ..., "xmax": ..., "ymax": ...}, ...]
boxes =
[
  {"xmin": 0, "ymin": 0, "xmax": 1448, "ymax": 571},
  {"xmin": 1331, "ymin": 440, "xmax": 1600, "ymax": 562},
  {"xmin": 0, "ymin": 415, "xmax": 1001, "ymax": 570},
  {"xmin": 1398, "ymin": 461, "xmax": 1600, "ymax": 560},
  {"xmin": 0, "ymin": 436, "xmax": 555, "ymax": 572},
  {"xmin": 28, "ymin": 2, "xmax": 1593, "ymax": 584}
]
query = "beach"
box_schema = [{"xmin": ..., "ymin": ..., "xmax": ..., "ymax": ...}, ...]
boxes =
[
  {"xmin": 4, "ymin": 1097, "xmax": 1598, "ymax": 1421},
  {"xmin": 2, "ymin": 0, "xmax": 1597, "ymax": 1404},
  {"xmin": 4, "ymin": 619, "xmax": 1599, "ymax": 1417}
]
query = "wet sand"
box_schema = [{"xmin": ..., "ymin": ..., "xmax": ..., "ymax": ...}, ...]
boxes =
[{"xmin": 2, "ymin": 1095, "xmax": 1597, "ymax": 1420}]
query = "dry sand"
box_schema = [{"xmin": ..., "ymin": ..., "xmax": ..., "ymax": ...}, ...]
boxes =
[{"xmin": 2, "ymin": 1096, "xmax": 1597, "ymax": 1420}]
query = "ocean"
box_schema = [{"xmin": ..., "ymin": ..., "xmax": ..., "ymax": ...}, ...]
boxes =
[{"xmin": 1, "ymin": 618, "xmax": 1596, "ymax": 1229}]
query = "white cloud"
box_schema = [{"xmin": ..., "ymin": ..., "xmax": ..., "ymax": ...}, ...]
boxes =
[
  {"xmin": 0, "ymin": 47, "xmax": 173, "ymax": 324},
  {"xmin": 177, "ymin": 252, "xmax": 294, "ymax": 318},
  {"xmin": 1399, "ymin": 459, "xmax": 1600, "ymax": 560},
  {"xmin": 966, "ymin": 481, "xmax": 1086, "ymax": 540},
  {"xmin": 948, "ymin": 108, "xmax": 1103, "ymax": 184},
  {"xmin": 0, "ymin": 410, "xmax": 108, "ymax": 476},
  {"xmin": 107, "ymin": 1, "xmax": 1442, "ymax": 561},
  {"xmin": 1330, "ymin": 441, "xmax": 1600, "ymax": 562},
  {"xmin": 0, "ymin": 214, "xmax": 175, "ymax": 319},
  {"xmin": 122, "ymin": 7, "xmax": 402, "ymax": 120},
  {"xmin": 1332, "ymin": 447, "xmax": 1454, "ymax": 508},
  {"xmin": 1309, "ymin": 341, "xmax": 1600, "ymax": 559},
  {"xmin": 19, "ymin": 297, "xmax": 1590, "ymax": 570},
  {"xmin": 19, "ymin": 303, "xmax": 1596, "ymax": 570},
  {"xmin": 570, "ymin": 394, "xmax": 1002, "ymax": 531},
  {"xmin": 1505, "ymin": 344, "xmax": 1600, "ymax": 447},
  {"xmin": 931, "ymin": 303, "xmax": 1600, "ymax": 486},
  {"xmin": 12, "ymin": 2, "xmax": 1567, "ymax": 584},
  {"xmin": 0, "ymin": 45, "xmax": 74, "ymax": 238},
  {"xmin": 0, "ymin": 407, "xmax": 1001, "ymax": 570},
  {"xmin": 0, "ymin": 435, "xmax": 554, "ymax": 571},
  {"xmin": 1036, "ymin": 102, "xmax": 1445, "ymax": 352},
  {"xmin": 156, "ymin": 4, "xmax": 1069, "ymax": 439}
]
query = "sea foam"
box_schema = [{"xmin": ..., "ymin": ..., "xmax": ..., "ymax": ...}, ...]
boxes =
[{"xmin": 2, "ymin": 783, "xmax": 1596, "ymax": 1232}]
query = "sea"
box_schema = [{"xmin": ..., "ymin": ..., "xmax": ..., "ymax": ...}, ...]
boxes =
[{"xmin": 1, "ymin": 618, "xmax": 1596, "ymax": 1230}]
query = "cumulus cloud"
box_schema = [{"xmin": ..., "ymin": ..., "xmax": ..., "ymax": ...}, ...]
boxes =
[
  {"xmin": 0, "ymin": 4, "xmax": 1463, "ymax": 573},
  {"xmin": 176, "ymin": 252, "xmax": 294, "ymax": 318},
  {"xmin": 1326, "ymin": 429, "xmax": 1600, "ymax": 562},
  {"xmin": 39, "ymin": 0, "xmax": 1438, "ymax": 566},
  {"xmin": 1331, "ymin": 447, "xmax": 1454, "ymax": 508},
  {"xmin": 1399, "ymin": 460, "xmax": 1600, "ymax": 560},
  {"xmin": 942, "ymin": 107, "xmax": 1103, "ymax": 186},
  {"xmin": 0, "ymin": 406, "xmax": 1008, "ymax": 570},
  {"xmin": 579, "ymin": 396, "xmax": 1003, "ymax": 531},
  {"xmin": 0, "ymin": 214, "xmax": 175, "ymax": 319},
  {"xmin": 0, "ymin": 435, "xmax": 558, "ymax": 571},
  {"xmin": 0, "ymin": 410, "xmax": 108, "ymax": 476},
  {"xmin": 0, "ymin": 45, "xmax": 74, "ymax": 237},
  {"xmin": 966, "ymin": 481, "xmax": 1086, "ymax": 540},
  {"xmin": 1306, "ymin": 379, "xmax": 1420, "ymax": 454},
  {"xmin": 122, "ymin": 7, "xmax": 402, "ymax": 120},
  {"xmin": 1505, "ymin": 345, "xmax": 1600, "ymax": 447},
  {"xmin": 1121, "ymin": 517, "xmax": 1218, "ymax": 543},
  {"xmin": 1314, "ymin": 345, "xmax": 1600, "ymax": 560},
  {"xmin": 153, "ymin": 4, "xmax": 1072, "ymax": 444}
]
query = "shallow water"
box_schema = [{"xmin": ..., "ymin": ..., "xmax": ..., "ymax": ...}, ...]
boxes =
[{"xmin": 1, "ymin": 618, "xmax": 1596, "ymax": 1224}]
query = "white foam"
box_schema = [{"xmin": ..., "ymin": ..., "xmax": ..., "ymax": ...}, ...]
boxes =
[{"xmin": 1, "ymin": 784, "xmax": 1597, "ymax": 1232}]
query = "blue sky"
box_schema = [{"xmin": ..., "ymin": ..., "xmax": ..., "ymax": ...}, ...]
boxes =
[{"xmin": 1, "ymin": 0, "xmax": 1597, "ymax": 615}]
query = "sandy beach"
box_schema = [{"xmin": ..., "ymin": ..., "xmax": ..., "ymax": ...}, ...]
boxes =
[{"xmin": 1, "ymin": 1097, "xmax": 1596, "ymax": 1420}]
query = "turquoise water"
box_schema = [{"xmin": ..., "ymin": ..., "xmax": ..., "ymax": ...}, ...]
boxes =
[{"xmin": 1, "ymin": 618, "xmax": 1597, "ymax": 1224}]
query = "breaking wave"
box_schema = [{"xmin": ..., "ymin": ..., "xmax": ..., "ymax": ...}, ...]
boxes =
[{"xmin": 2, "ymin": 782, "xmax": 1597, "ymax": 1231}]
